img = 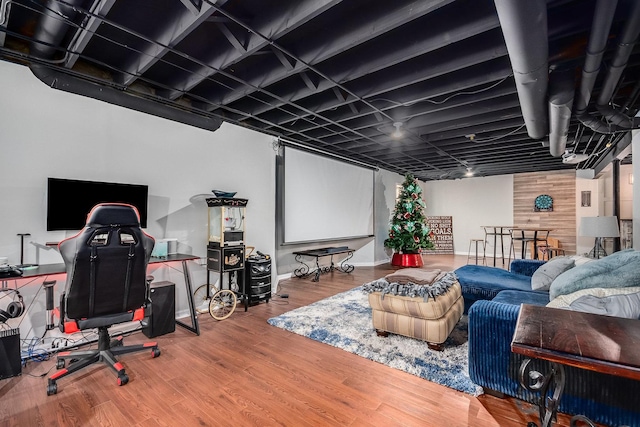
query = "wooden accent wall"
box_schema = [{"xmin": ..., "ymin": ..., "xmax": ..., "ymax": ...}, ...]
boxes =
[{"xmin": 514, "ymin": 171, "xmax": 576, "ymax": 255}]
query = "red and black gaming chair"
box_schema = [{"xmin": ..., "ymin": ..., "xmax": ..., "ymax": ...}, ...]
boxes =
[{"xmin": 47, "ymin": 203, "xmax": 160, "ymax": 396}]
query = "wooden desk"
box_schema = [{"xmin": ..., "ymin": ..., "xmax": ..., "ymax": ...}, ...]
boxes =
[
  {"xmin": 511, "ymin": 227, "xmax": 553, "ymax": 260},
  {"xmin": 512, "ymin": 304, "xmax": 640, "ymax": 426},
  {"xmin": 481, "ymin": 226, "xmax": 514, "ymax": 266},
  {"xmin": 293, "ymin": 247, "xmax": 354, "ymax": 282}
]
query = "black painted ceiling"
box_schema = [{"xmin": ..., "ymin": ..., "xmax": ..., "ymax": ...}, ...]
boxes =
[{"xmin": 1, "ymin": 0, "xmax": 638, "ymax": 180}]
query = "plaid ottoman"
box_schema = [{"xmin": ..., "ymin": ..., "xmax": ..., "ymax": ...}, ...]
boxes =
[{"xmin": 368, "ymin": 281, "xmax": 463, "ymax": 351}]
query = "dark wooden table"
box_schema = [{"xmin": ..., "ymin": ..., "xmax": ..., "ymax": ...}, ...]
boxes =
[
  {"xmin": 292, "ymin": 247, "xmax": 354, "ymax": 282},
  {"xmin": 511, "ymin": 304, "xmax": 640, "ymax": 426}
]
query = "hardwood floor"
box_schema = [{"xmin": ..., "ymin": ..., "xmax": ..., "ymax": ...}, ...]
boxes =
[{"xmin": 0, "ymin": 255, "xmax": 581, "ymax": 426}]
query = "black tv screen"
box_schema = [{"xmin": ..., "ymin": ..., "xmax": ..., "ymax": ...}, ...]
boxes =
[{"xmin": 47, "ymin": 178, "xmax": 149, "ymax": 231}]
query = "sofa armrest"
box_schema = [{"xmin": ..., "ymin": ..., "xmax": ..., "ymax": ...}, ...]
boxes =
[
  {"xmin": 467, "ymin": 300, "xmax": 534, "ymax": 399},
  {"xmin": 509, "ymin": 259, "xmax": 545, "ymax": 276}
]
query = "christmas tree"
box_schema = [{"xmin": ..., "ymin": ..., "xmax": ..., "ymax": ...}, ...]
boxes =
[{"xmin": 384, "ymin": 174, "xmax": 434, "ymax": 253}]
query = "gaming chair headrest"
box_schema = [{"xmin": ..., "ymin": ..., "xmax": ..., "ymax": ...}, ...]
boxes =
[{"xmin": 86, "ymin": 203, "xmax": 141, "ymax": 228}]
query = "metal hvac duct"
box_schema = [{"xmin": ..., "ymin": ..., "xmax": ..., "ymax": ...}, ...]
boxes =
[
  {"xmin": 493, "ymin": 0, "xmax": 548, "ymax": 140},
  {"xmin": 574, "ymin": 0, "xmax": 618, "ymax": 134},
  {"xmin": 548, "ymin": 71, "xmax": 574, "ymax": 157},
  {"xmin": 593, "ymin": 0, "xmax": 640, "ymax": 131},
  {"xmin": 30, "ymin": 0, "xmax": 85, "ymax": 59}
]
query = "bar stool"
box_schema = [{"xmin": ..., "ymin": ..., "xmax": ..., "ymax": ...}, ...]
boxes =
[
  {"xmin": 539, "ymin": 245, "xmax": 565, "ymax": 260},
  {"xmin": 467, "ymin": 238, "xmax": 486, "ymax": 265}
]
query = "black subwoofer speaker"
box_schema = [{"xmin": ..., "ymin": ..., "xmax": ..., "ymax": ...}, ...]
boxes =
[
  {"xmin": 143, "ymin": 281, "xmax": 176, "ymax": 338},
  {"xmin": 0, "ymin": 328, "xmax": 21, "ymax": 379}
]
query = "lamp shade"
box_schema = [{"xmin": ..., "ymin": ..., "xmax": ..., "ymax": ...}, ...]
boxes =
[{"xmin": 579, "ymin": 216, "xmax": 620, "ymax": 238}]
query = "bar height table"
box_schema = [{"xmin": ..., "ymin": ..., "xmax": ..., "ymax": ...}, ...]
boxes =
[
  {"xmin": 511, "ymin": 227, "xmax": 552, "ymax": 260},
  {"xmin": 481, "ymin": 226, "xmax": 514, "ymax": 267}
]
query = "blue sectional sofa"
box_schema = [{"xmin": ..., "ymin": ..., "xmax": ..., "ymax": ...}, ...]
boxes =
[
  {"xmin": 455, "ymin": 259, "xmax": 545, "ymax": 313},
  {"xmin": 455, "ymin": 258, "xmax": 640, "ymax": 427}
]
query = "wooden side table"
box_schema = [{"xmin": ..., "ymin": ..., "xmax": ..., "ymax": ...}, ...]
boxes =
[{"xmin": 511, "ymin": 304, "xmax": 640, "ymax": 427}]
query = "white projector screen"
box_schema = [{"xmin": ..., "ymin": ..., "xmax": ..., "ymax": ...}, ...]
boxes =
[{"xmin": 284, "ymin": 147, "xmax": 374, "ymax": 243}]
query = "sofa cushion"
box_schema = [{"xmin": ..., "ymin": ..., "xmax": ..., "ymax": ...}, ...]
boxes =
[
  {"xmin": 455, "ymin": 264, "xmax": 536, "ymax": 300},
  {"xmin": 492, "ymin": 289, "xmax": 551, "ymax": 306},
  {"xmin": 531, "ymin": 257, "xmax": 575, "ymax": 291},
  {"xmin": 549, "ymin": 249, "xmax": 640, "ymax": 300}
]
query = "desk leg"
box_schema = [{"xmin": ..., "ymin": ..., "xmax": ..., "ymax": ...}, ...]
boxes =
[
  {"xmin": 336, "ymin": 252, "xmax": 355, "ymax": 273},
  {"xmin": 175, "ymin": 260, "xmax": 200, "ymax": 336},
  {"xmin": 293, "ymin": 255, "xmax": 311, "ymax": 278},
  {"xmin": 518, "ymin": 359, "xmax": 599, "ymax": 427},
  {"xmin": 313, "ymin": 256, "xmax": 321, "ymax": 282},
  {"xmin": 519, "ymin": 359, "xmax": 565, "ymax": 427}
]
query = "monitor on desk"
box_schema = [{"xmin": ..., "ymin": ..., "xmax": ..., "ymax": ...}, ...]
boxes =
[{"xmin": 47, "ymin": 178, "xmax": 149, "ymax": 231}]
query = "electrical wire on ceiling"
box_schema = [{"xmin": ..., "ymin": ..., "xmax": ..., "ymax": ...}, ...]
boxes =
[
  {"xmin": 369, "ymin": 74, "xmax": 514, "ymax": 109},
  {"xmin": 467, "ymin": 123, "xmax": 526, "ymax": 143}
]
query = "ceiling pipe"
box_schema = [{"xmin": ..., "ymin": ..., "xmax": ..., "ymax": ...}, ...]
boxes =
[
  {"xmin": 593, "ymin": 0, "xmax": 640, "ymax": 130},
  {"xmin": 30, "ymin": 0, "xmax": 85, "ymax": 60},
  {"xmin": 493, "ymin": 0, "xmax": 548, "ymax": 140},
  {"xmin": 574, "ymin": 0, "xmax": 618, "ymax": 132},
  {"xmin": 548, "ymin": 70, "xmax": 574, "ymax": 157}
]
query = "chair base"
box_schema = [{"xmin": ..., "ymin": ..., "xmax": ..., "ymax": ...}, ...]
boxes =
[{"xmin": 47, "ymin": 326, "xmax": 160, "ymax": 395}]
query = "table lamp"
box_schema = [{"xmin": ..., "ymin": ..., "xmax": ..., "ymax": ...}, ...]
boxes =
[{"xmin": 579, "ymin": 216, "xmax": 620, "ymax": 259}]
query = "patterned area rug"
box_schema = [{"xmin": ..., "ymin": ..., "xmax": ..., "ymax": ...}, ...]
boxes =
[{"xmin": 267, "ymin": 286, "xmax": 483, "ymax": 396}]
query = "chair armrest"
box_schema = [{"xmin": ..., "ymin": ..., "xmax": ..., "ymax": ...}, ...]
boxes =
[
  {"xmin": 509, "ymin": 259, "xmax": 545, "ymax": 276},
  {"xmin": 58, "ymin": 292, "xmax": 66, "ymax": 332}
]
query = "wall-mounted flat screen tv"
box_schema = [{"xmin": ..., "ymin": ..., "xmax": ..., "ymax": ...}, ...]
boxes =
[{"xmin": 47, "ymin": 178, "xmax": 149, "ymax": 231}]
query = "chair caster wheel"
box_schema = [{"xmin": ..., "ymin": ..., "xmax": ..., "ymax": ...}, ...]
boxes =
[
  {"xmin": 56, "ymin": 359, "xmax": 65, "ymax": 369},
  {"xmin": 47, "ymin": 382, "xmax": 58, "ymax": 396},
  {"xmin": 117, "ymin": 373, "xmax": 129, "ymax": 386},
  {"xmin": 152, "ymin": 348, "xmax": 161, "ymax": 358}
]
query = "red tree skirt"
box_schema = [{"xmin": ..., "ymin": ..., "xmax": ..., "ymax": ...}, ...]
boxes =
[{"xmin": 390, "ymin": 253, "xmax": 423, "ymax": 267}]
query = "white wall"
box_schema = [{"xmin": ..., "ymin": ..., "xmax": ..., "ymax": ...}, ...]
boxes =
[
  {"xmin": 374, "ymin": 168, "xmax": 404, "ymax": 263},
  {"xmin": 423, "ymin": 175, "xmax": 514, "ymax": 256},
  {"xmin": 575, "ymin": 176, "xmax": 600, "ymax": 255},
  {"xmin": 0, "ymin": 60, "xmax": 276, "ymax": 341},
  {"xmin": 634, "ymin": 127, "xmax": 640, "ymax": 249}
]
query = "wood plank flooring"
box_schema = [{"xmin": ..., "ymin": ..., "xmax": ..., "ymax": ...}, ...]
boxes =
[{"xmin": 0, "ymin": 255, "xmax": 584, "ymax": 426}]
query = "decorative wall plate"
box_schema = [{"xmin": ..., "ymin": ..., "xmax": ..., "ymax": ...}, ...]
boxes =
[{"xmin": 534, "ymin": 194, "xmax": 553, "ymax": 212}]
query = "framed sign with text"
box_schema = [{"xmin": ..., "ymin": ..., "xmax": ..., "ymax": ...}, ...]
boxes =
[{"xmin": 424, "ymin": 216, "xmax": 454, "ymax": 254}]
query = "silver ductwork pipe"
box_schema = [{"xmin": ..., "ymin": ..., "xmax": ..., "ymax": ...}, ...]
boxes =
[
  {"xmin": 594, "ymin": 0, "xmax": 640, "ymax": 130},
  {"xmin": 30, "ymin": 0, "xmax": 85, "ymax": 59},
  {"xmin": 493, "ymin": 0, "xmax": 548, "ymax": 140},
  {"xmin": 548, "ymin": 71, "xmax": 574, "ymax": 157},
  {"xmin": 574, "ymin": 0, "xmax": 618, "ymax": 116}
]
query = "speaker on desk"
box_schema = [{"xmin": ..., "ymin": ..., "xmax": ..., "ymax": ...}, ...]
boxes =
[{"xmin": 143, "ymin": 281, "xmax": 176, "ymax": 338}]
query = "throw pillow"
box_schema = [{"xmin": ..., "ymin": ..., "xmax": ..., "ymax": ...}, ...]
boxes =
[
  {"xmin": 531, "ymin": 257, "xmax": 575, "ymax": 291},
  {"xmin": 549, "ymin": 249, "xmax": 640, "ymax": 300}
]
